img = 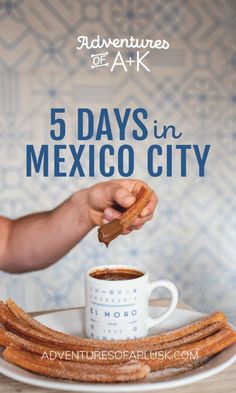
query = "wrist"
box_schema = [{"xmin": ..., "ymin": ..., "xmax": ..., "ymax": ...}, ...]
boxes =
[{"xmin": 72, "ymin": 188, "xmax": 96, "ymax": 230}]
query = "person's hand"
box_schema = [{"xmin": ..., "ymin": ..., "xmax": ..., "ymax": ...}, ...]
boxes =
[{"xmin": 84, "ymin": 179, "xmax": 157, "ymax": 234}]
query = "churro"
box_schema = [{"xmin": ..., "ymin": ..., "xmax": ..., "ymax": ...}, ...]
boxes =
[
  {"xmin": 3, "ymin": 347, "xmax": 150, "ymax": 383},
  {"xmin": 0, "ymin": 299, "xmax": 235, "ymax": 383},
  {"xmin": 146, "ymin": 327, "xmax": 236, "ymax": 371},
  {"xmin": 98, "ymin": 186, "xmax": 152, "ymax": 246},
  {"xmin": 0, "ymin": 320, "xmax": 226, "ymax": 363},
  {"xmin": 0, "ymin": 300, "xmax": 228, "ymax": 351}
]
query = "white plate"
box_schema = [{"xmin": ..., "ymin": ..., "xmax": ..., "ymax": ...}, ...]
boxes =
[{"xmin": 0, "ymin": 307, "xmax": 235, "ymax": 391}]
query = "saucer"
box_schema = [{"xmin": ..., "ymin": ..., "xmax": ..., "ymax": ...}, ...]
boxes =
[{"xmin": 0, "ymin": 306, "xmax": 235, "ymax": 391}]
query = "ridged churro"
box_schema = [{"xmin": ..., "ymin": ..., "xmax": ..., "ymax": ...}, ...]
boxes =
[
  {"xmin": 1, "ymin": 300, "xmax": 227, "ymax": 351},
  {"xmin": 98, "ymin": 186, "xmax": 152, "ymax": 246},
  {"xmin": 0, "ymin": 299, "xmax": 235, "ymax": 383},
  {"xmin": 3, "ymin": 347, "xmax": 150, "ymax": 383},
  {"xmin": 0, "ymin": 320, "xmax": 226, "ymax": 363},
  {"xmin": 146, "ymin": 327, "xmax": 236, "ymax": 371}
]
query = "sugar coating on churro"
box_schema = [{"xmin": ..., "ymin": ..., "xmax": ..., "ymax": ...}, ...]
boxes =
[
  {"xmin": 98, "ymin": 186, "xmax": 152, "ymax": 246},
  {"xmin": 0, "ymin": 299, "xmax": 236, "ymax": 383}
]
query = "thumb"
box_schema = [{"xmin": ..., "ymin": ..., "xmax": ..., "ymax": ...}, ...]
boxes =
[{"xmin": 111, "ymin": 186, "xmax": 136, "ymax": 208}]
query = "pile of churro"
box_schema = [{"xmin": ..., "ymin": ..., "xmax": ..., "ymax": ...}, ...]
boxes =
[{"xmin": 0, "ymin": 299, "xmax": 235, "ymax": 383}]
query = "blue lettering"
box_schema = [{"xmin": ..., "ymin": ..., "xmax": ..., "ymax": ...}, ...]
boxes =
[
  {"xmin": 26, "ymin": 145, "xmax": 48, "ymax": 176},
  {"xmin": 54, "ymin": 145, "xmax": 66, "ymax": 176},
  {"xmin": 132, "ymin": 108, "xmax": 148, "ymax": 140},
  {"xmin": 176, "ymin": 145, "xmax": 191, "ymax": 176},
  {"xmin": 193, "ymin": 145, "xmax": 211, "ymax": 176},
  {"xmin": 118, "ymin": 145, "xmax": 134, "ymax": 177},
  {"xmin": 100, "ymin": 145, "xmax": 114, "ymax": 177},
  {"xmin": 167, "ymin": 145, "xmax": 172, "ymax": 177},
  {"xmin": 96, "ymin": 108, "xmax": 113, "ymax": 140},
  {"xmin": 114, "ymin": 108, "xmax": 131, "ymax": 140},
  {"xmin": 147, "ymin": 145, "xmax": 162, "ymax": 176},
  {"xmin": 78, "ymin": 109, "xmax": 94, "ymax": 140},
  {"xmin": 69, "ymin": 145, "xmax": 85, "ymax": 176}
]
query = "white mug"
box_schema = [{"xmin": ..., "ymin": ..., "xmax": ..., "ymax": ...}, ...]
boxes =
[{"xmin": 85, "ymin": 264, "xmax": 178, "ymax": 340}]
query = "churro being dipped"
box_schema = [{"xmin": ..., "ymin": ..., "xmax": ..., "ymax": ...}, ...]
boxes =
[{"xmin": 98, "ymin": 186, "xmax": 152, "ymax": 246}]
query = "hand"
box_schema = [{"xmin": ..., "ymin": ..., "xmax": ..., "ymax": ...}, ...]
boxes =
[{"xmin": 85, "ymin": 179, "xmax": 157, "ymax": 234}]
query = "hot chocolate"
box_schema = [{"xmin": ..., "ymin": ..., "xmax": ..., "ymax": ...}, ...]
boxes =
[{"xmin": 90, "ymin": 268, "xmax": 143, "ymax": 281}]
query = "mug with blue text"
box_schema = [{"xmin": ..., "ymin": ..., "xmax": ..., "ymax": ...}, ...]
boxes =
[{"xmin": 85, "ymin": 264, "xmax": 178, "ymax": 340}]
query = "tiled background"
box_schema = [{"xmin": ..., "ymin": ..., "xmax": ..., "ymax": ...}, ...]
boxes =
[{"xmin": 0, "ymin": 0, "xmax": 235, "ymax": 322}]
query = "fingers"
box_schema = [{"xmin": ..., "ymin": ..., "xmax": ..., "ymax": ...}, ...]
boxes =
[
  {"xmin": 103, "ymin": 207, "xmax": 153, "ymax": 230},
  {"xmin": 106, "ymin": 184, "xmax": 136, "ymax": 209},
  {"xmin": 102, "ymin": 207, "xmax": 121, "ymax": 224},
  {"xmin": 129, "ymin": 213, "xmax": 153, "ymax": 229},
  {"xmin": 121, "ymin": 229, "xmax": 132, "ymax": 235},
  {"xmin": 140, "ymin": 191, "xmax": 158, "ymax": 217},
  {"xmin": 104, "ymin": 180, "xmax": 157, "ymax": 214},
  {"xmin": 101, "ymin": 181, "xmax": 157, "ymax": 232},
  {"xmin": 112, "ymin": 180, "xmax": 158, "ymax": 217},
  {"xmin": 121, "ymin": 224, "xmax": 143, "ymax": 236},
  {"xmin": 114, "ymin": 188, "xmax": 136, "ymax": 208}
]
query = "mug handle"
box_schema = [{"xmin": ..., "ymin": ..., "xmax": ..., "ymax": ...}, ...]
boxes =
[{"xmin": 147, "ymin": 280, "xmax": 178, "ymax": 329}]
